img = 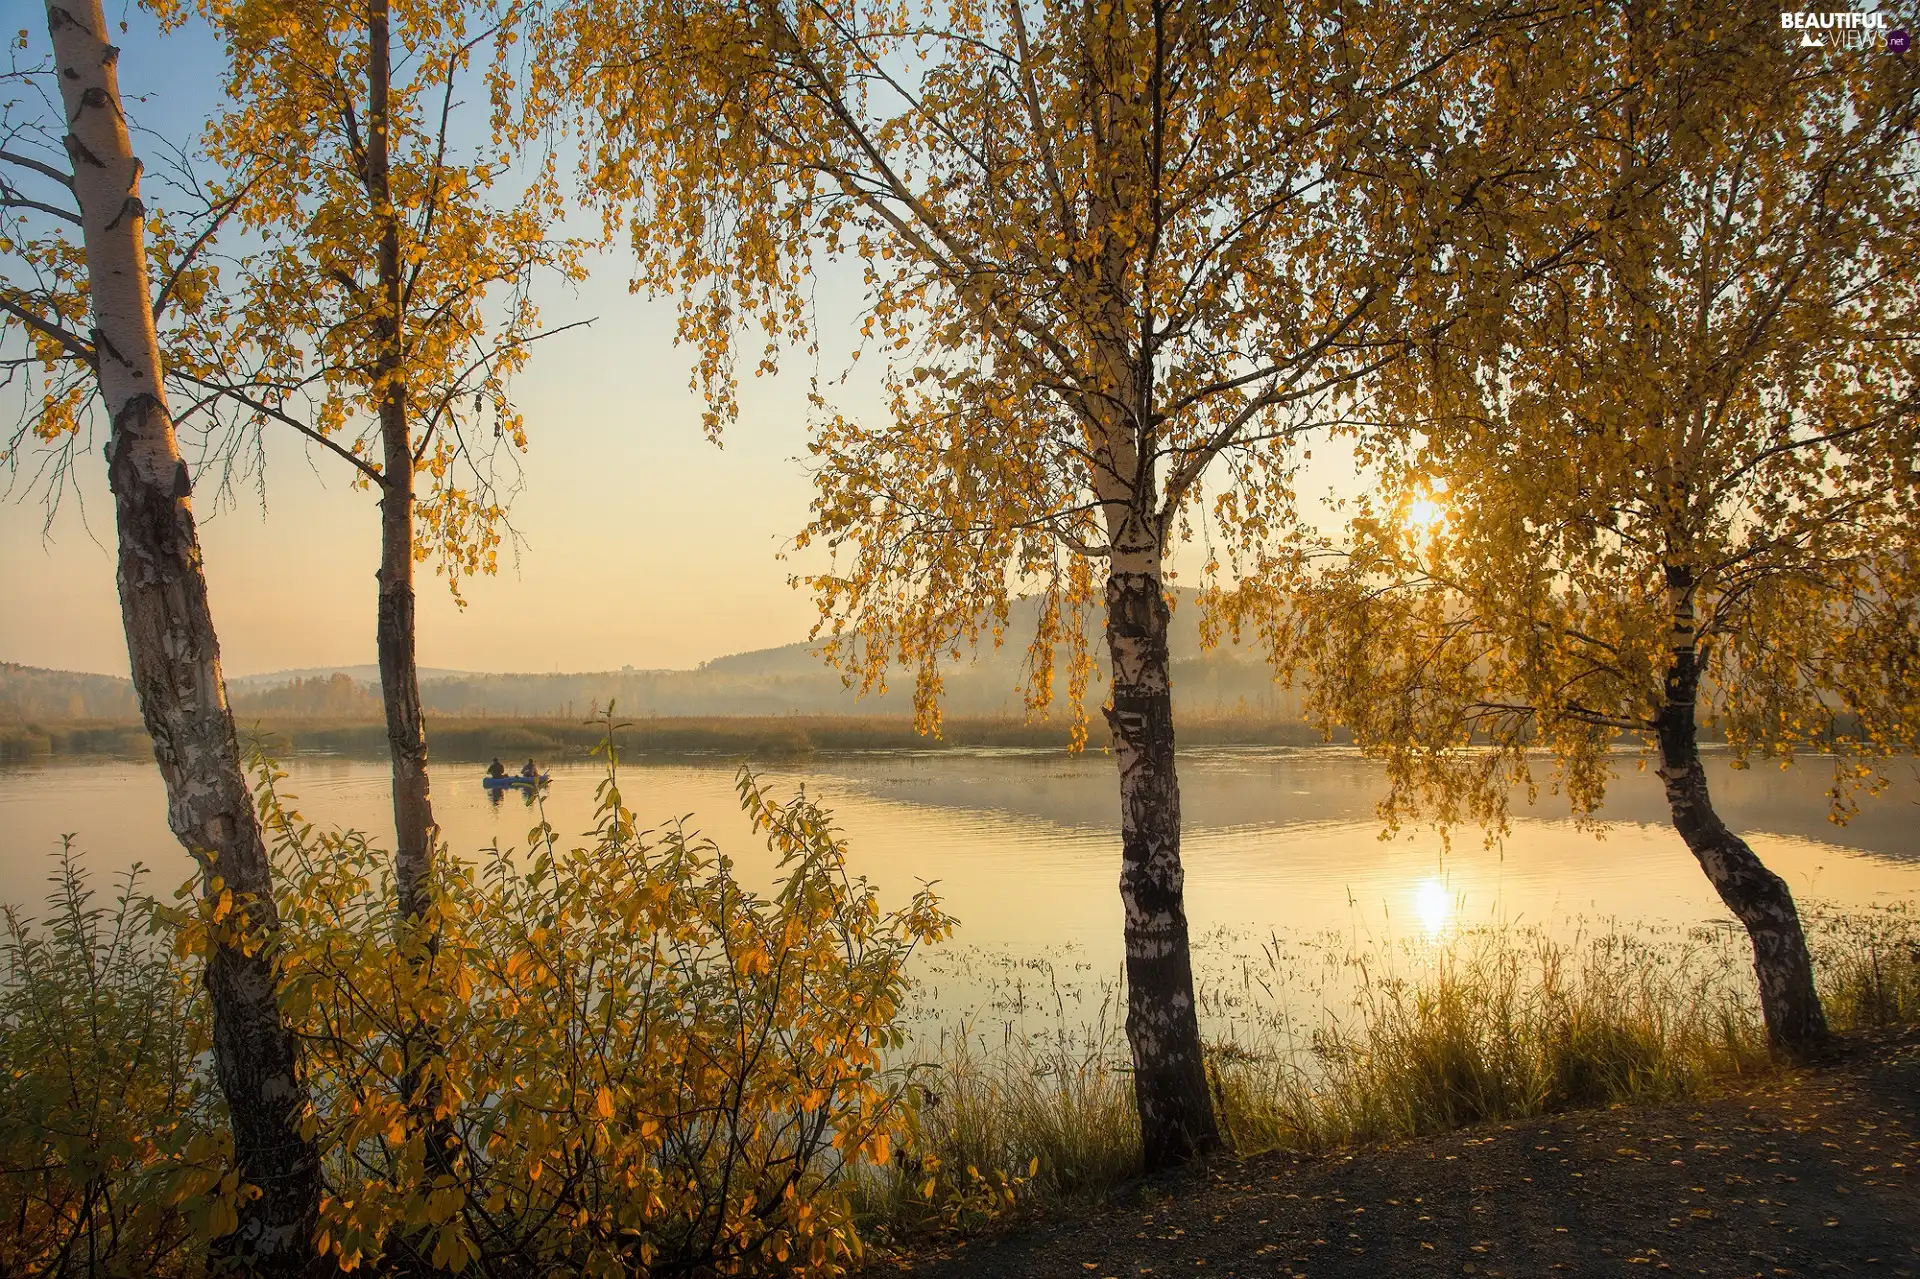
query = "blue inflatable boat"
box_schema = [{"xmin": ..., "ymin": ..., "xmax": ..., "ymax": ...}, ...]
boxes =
[{"xmin": 482, "ymin": 773, "xmax": 549, "ymax": 790}]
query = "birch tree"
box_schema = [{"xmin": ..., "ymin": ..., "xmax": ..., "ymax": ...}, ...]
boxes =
[
  {"xmin": 2, "ymin": 42, "xmax": 249, "ymax": 506},
  {"xmin": 3, "ymin": 3, "xmax": 321, "ymax": 1267},
  {"xmin": 545, "ymin": 0, "xmax": 1538, "ymax": 1166},
  {"xmin": 1245, "ymin": 1, "xmax": 1920, "ymax": 1055},
  {"xmin": 181, "ymin": 0, "xmax": 583, "ymax": 923}
]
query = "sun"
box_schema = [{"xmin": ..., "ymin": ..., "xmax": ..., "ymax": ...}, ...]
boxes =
[
  {"xmin": 1403, "ymin": 480, "xmax": 1450, "ymax": 536},
  {"xmin": 1405, "ymin": 496, "xmax": 1447, "ymax": 531}
]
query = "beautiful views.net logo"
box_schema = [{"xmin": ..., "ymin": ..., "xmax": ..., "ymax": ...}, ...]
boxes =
[{"xmin": 1780, "ymin": 10, "xmax": 1910, "ymax": 50}]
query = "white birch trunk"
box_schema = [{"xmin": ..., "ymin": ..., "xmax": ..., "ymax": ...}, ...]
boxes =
[
  {"xmin": 42, "ymin": 0, "xmax": 321, "ymax": 1266},
  {"xmin": 1098, "ymin": 431, "xmax": 1221, "ymax": 1165}
]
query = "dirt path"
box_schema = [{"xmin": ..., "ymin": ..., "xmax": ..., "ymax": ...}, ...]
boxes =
[{"xmin": 876, "ymin": 1031, "xmax": 1920, "ymax": 1278}]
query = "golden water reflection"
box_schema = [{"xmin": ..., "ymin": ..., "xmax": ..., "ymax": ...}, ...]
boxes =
[
  {"xmin": 1412, "ymin": 876, "xmax": 1452, "ymax": 938},
  {"xmin": 5, "ymin": 748, "xmax": 1916, "ymax": 1035}
]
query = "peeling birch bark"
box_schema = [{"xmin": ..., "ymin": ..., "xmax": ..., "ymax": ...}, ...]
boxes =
[
  {"xmin": 1105, "ymin": 566, "xmax": 1222, "ymax": 1168},
  {"xmin": 42, "ymin": 0, "xmax": 320, "ymax": 1267},
  {"xmin": 1659, "ymin": 566, "xmax": 1827, "ymax": 1056}
]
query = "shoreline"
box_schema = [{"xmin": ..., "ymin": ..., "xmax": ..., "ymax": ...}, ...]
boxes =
[
  {"xmin": 0, "ymin": 714, "xmax": 1339, "ymax": 764},
  {"xmin": 870, "ymin": 1029, "xmax": 1920, "ymax": 1279}
]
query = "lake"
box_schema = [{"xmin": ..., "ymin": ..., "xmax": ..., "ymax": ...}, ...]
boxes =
[{"xmin": 5, "ymin": 747, "xmax": 1917, "ymax": 1041}]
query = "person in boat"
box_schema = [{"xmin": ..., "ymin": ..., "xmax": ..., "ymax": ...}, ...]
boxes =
[
  {"xmin": 487, "ymin": 758, "xmax": 507, "ymax": 779},
  {"xmin": 520, "ymin": 758, "xmax": 539, "ymax": 779}
]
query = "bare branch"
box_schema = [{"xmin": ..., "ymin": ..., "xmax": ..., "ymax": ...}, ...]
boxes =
[
  {"xmin": 171, "ymin": 369, "xmax": 387, "ymax": 485},
  {"xmin": 0, "ymin": 146, "xmax": 73, "ymax": 189},
  {"xmin": 0, "ymin": 294, "xmax": 95, "ymax": 366}
]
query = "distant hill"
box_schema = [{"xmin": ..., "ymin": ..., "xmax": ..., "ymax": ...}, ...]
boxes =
[
  {"xmin": 0, "ymin": 663, "xmax": 140, "ymax": 720},
  {"xmin": 404, "ymin": 590, "xmax": 1299, "ymax": 719},
  {"xmin": 4, "ymin": 590, "xmax": 1303, "ymax": 723}
]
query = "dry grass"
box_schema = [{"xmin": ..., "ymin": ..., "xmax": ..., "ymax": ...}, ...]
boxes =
[{"xmin": 861, "ymin": 904, "xmax": 1920, "ymax": 1244}]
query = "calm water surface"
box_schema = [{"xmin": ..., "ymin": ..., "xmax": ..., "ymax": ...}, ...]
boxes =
[{"xmin": 5, "ymin": 749, "xmax": 1916, "ymax": 954}]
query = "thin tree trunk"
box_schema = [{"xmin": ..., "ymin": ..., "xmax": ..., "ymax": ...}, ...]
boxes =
[
  {"xmin": 367, "ymin": 0, "xmax": 437, "ymax": 921},
  {"xmin": 43, "ymin": 1, "xmax": 320, "ymax": 1267},
  {"xmin": 1105, "ymin": 566, "xmax": 1222, "ymax": 1169},
  {"xmin": 365, "ymin": 5, "xmax": 457, "ymax": 1211},
  {"xmin": 377, "ymin": 467, "xmax": 434, "ymax": 921},
  {"xmin": 1658, "ymin": 566, "xmax": 1827, "ymax": 1055}
]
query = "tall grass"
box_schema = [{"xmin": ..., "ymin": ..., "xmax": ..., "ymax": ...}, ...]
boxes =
[
  {"xmin": 852, "ymin": 1028, "xmax": 1143, "ymax": 1238},
  {"xmin": 1811, "ymin": 901, "xmax": 1920, "ymax": 1029},
  {"xmin": 0, "ymin": 850, "xmax": 225, "ymax": 1278},
  {"xmin": 860, "ymin": 904, "xmax": 1920, "ymax": 1244},
  {"xmin": 1216, "ymin": 926, "xmax": 1764, "ymax": 1152}
]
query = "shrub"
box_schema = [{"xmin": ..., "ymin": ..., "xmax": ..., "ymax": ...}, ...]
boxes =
[
  {"xmin": 211, "ymin": 754, "xmax": 952, "ymax": 1277},
  {"xmin": 0, "ymin": 851, "xmax": 232, "ymax": 1278},
  {"xmin": 3, "ymin": 751, "xmax": 949, "ymax": 1276}
]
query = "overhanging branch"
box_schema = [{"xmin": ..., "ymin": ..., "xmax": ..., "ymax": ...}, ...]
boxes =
[{"xmin": 0, "ymin": 294, "xmax": 96, "ymax": 366}]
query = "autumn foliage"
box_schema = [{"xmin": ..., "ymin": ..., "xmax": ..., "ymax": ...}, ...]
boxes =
[
  {"xmin": 0, "ymin": 854, "xmax": 235, "ymax": 1277},
  {"xmin": 1, "ymin": 752, "xmax": 951, "ymax": 1276}
]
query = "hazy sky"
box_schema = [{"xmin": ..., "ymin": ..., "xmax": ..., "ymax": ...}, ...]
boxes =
[
  {"xmin": 2, "ymin": 10, "xmax": 1362, "ymax": 680},
  {"xmin": 2, "ymin": 10, "xmax": 877, "ymax": 678}
]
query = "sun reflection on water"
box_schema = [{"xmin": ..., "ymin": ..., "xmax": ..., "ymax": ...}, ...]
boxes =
[{"xmin": 1413, "ymin": 877, "xmax": 1453, "ymax": 937}]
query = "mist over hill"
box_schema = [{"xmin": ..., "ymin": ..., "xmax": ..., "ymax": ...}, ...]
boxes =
[{"xmin": 4, "ymin": 591, "xmax": 1302, "ymax": 722}]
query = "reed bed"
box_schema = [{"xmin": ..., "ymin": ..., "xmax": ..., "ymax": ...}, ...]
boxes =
[{"xmin": 861, "ymin": 902, "xmax": 1920, "ymax": 1239}]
